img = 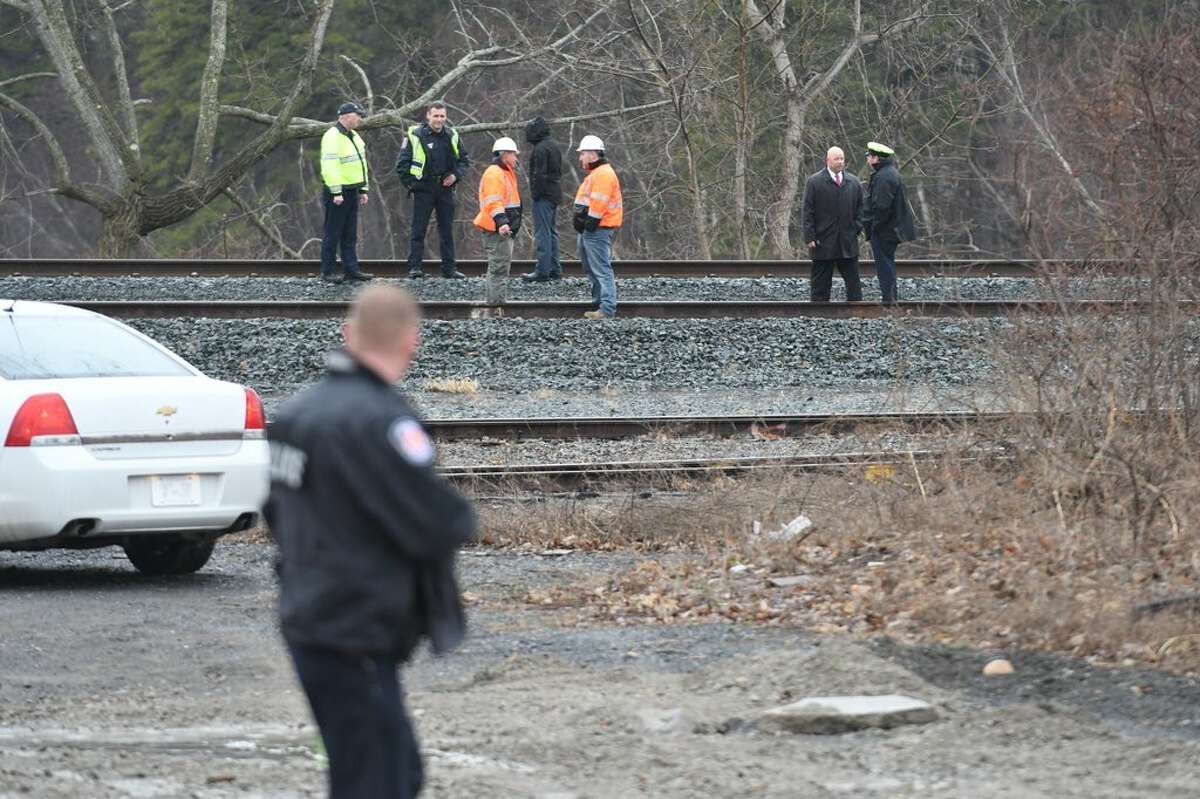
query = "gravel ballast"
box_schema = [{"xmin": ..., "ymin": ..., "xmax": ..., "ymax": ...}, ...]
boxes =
[{"xmin": 0, "ymin": 274, "xmax": 1150, "ymax": 303}]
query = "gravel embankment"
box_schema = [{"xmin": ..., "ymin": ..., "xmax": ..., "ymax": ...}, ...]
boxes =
[
  {"xmin": 119, "ymin": 316, "xmax": 1009, "ymax": 402},
  {"xmin": 0, "ymin": 274, "xmax": 1146, "ymax": 302}
]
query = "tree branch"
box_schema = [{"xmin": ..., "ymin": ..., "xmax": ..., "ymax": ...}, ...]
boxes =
[
  {"xmin": 0, "ymin": 90, "xmax": 116, "ymax": 209},
  {"xmin": 188, "ymin": 0, "xmax": 228, "ymax": 182},
  {"xmin": 338, "ymin": 54, "xmax": 373, "ymax": 114},
  {"xmin": 98, "ymin": 0, "xmax": 140, "ymax": 159},
  {"xmin": 222, "ymin": 186, "xmax": 301, "ymax": 258},
  {"xmin": 0, "ymin": 72, "xmax": 57, "ymax": 90}
]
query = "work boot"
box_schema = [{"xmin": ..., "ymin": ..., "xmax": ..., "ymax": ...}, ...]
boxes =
[
  {"xmin": 442, "ymin": 270, "xmax": 467, "ymax": 279},
  {"xmin": 408, "ymin": 269, "xmax": 425, "ymax": 279},
  {"xmin": 321, "ymin": 274, "xmax": 344, "ymax": 285},
  {"xmin": 521, "ymin": 272, "xmax": 552, "ymax": 283},
  {"xmin": 583, "ymin": 310, "xmax": 608, "ymax": 320},
  {"xmin": 347, "ymin": 271, "xmax": 374, "ymax": 282}
]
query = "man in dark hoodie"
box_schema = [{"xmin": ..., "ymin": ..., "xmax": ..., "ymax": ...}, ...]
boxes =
[
  {"xmin": 520, "ymin": 116, "xmax": 564, "ymax": 282},
  {"xmin": 265, "ymin": 284, "xmax": 477, "ymax": 799},
  {"xmin": 863, "ymin": 141, "xmax": 916, "ymax": 305}
]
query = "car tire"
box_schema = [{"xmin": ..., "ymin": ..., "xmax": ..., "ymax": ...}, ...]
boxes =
[{"xmin": 123, "ymin": 535, "xmax": 217, "ymax": 576}]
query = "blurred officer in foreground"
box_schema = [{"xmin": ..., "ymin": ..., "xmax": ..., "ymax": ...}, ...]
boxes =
[
  {"xmin": 863, "ymin": 141, "xmax": 917, "ymax": 305},
  {"xmin": 572, "ymin": 134, "xmax": 623, "ymax": 318},
  {"xmin": 802, "ymin": 145, "xmax": 864, "ymax": 302},
  {"xmin": 474, "ymin": 136, "xmax": 523, "ymax": 306},
  {"xmin": 319, "ymin": 102, "xmax": 374, "ymax": 284},
  {"xmin": 396, "ymin": 101, "xmax": 470, "ymax": 279},
  {"xmin": 264, "ymin": 284, "xmax": 477, "ymax": 798}
]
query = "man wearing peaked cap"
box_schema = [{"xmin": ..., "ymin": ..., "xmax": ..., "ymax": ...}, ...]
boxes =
[
  {"xmin": 863, "ymin": 141, "xmax": 916, "ymax": 305},
  {"xmin": 318, "ymin": 101, "xmax": 374, "ymax": 284}
]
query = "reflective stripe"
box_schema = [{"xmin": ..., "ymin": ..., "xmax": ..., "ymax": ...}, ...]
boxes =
[
  {"xmin": 339, "ymin": 155, "xmax": 360, "ymax": 163},
  {"xmin": 480, "ymin": 193, "xmax": 503, "ymax": 203},
  {"xmin": 504, "ymin": 203, "xmax": 521, "ymax": 208},
  {"xmin": 407, "ymin": 126, "xmax": 460, "ymax": 180},
  {"xmin": 588, "ymin": 210, "xmax": 603, "ymax": 218},
  {"xmin": 590, "ymin": 192, "xmax": 609, "ymax": 201},
  {"xmin": 329, "ymin": 185, "xmax": 342, "ymax": 193},
  {"xmin": 322, "ymin": 153, "xmax": 340, "ymax": 160}
]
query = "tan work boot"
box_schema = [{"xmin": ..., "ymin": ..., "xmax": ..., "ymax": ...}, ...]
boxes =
[{"xmin": 583, "ymin": 310, "xmax": 607, "ymax": 319}]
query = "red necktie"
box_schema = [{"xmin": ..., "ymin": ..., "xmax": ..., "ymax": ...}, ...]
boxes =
[{"xmin": 835, "ymin": 173, "xmax": 842, "ymax": 187}]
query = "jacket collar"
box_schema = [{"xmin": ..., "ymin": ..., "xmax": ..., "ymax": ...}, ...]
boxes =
[{"xmin": 326, "ymin": 348, "xmax": 391, "ymax": 387}]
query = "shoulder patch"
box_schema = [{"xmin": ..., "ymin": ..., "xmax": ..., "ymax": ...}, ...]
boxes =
[{"xmin": 389, "ymin": 418, "xmax": 435, "ymax": 466}]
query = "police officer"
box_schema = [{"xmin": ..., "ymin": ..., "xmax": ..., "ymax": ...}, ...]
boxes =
[
  {"xmin": 863, "ymin": 141, "xmax": 917, "ymax": 305},
  {"xmin": 319, "ymin": 102, "xmax": 374, "ymax": 284},
  {"xmin": 264, "ymin": 284, "xmax": 477, "ymax": 798},
  {"xmin": 395, "ymin": 101, "xmax": 471, "ymax": 279}
]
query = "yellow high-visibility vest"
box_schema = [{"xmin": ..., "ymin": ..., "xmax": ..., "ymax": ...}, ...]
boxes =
[
  {"xmin": 320, "ymin": 126, "xmax": 368, "ymax": 194},
  {"xmin": 406, "ymin": 125, "xmax": 460, "ymax": 180}
]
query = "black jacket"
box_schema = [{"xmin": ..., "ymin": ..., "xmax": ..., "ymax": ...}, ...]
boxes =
[
  {"xmin": 394, "ymin": 122, "xmax": 470, "ymax": 192},
  {"xmin": 864, "ymin": 159, "xmax": 916, "ymax": 243},
  {"xmin": 263, "ymin": 350, "xmax": 477, "ymax": 658},
  {"xmin": 802, "ymin": 169, "xmax": 864, "ymax": 260},
  {"xmin": 524, "ymin": 117, "xmax": 562, "ymax": 204}
]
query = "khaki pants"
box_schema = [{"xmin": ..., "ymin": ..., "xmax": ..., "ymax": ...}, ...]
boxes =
[{"xmin": 482, "ymin": 230, "xmax": 514, "ymax": 305}]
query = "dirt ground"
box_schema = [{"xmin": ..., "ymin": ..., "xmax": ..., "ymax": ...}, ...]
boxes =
[{"xmin": 2, "ymin": 540, "xmax": 1199, "ymax": 799}]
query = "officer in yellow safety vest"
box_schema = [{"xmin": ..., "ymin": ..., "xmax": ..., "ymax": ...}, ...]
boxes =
[
  {"xmin": 394, "ymin": 101, "xmax": 471, "ymax": 279},
  {"xmin": 319, "ymin": 102, "xmax": 374, "ymax": 284},
  {"xmin": 473, "ymin": 137, "xmax": 523, "ymax": 307}
]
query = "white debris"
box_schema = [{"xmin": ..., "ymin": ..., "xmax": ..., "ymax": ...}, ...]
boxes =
[{"xmin": 757, "ymin": 695, "xmax": 937, "ymax": 735}]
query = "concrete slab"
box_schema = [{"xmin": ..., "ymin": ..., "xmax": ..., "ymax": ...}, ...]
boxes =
[{"xmin": 757, "ymin": 695, "xmax": 937, "ymax": 735}]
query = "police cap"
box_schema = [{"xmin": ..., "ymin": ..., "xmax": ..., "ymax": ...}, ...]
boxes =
[
  {"xmin": 337, "ymin": 102, "xmax": 367, "ymax": 118},
  {"xmin": 867, "ymin": 141, "xmax": 895, "ymax": 156}
]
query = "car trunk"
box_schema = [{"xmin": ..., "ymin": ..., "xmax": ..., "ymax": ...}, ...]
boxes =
[{"xmin": 31, "ymin": 376, "xmax": 248, "ymax": 459}]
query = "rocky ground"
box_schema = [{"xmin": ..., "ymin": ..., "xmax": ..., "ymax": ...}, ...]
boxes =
[{"xmin": 2, "ymin": 541, "xmax": 1198, "ymax": 799}]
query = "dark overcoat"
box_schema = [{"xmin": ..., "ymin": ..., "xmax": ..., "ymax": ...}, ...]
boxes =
[
  {"xmin": 864, "ymin": 159, "xmax": 917, "ymax": 243},
  {"xmin": 802, "ymin": 169, "xmax": 864, "ymax": 260}
]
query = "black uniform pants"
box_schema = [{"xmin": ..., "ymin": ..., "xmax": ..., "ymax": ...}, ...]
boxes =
[
  {"xmin": 407, "ymin": 186, "xmax": 457, "ymax": 274},
  {"xmin": 287, "ymin": 640, "xmax": 423, "ymax": 799},
  {"xmin": 321, "ymin": 188, "xmax": 363, "ymax": 278},
  {"xmin": 811, "ymin": 257, "xmax": 863, "ymax": 302},
  {"xmin": 870, "ymin": 234, "xmax": 900, "ymax": 305}
]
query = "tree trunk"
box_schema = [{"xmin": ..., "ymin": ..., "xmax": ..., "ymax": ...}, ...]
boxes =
[{"xmin": 98, "ymin": 200, "xmax": 143, "ymax": 258}]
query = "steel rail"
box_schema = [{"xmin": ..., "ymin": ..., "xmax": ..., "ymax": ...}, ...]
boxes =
[
  {"xmin": 0, "ymin": 257, "xmax": 1135, "ymax": 279},
  {"xmin": 439, "ymin": 449, "xmax": 960, "ymax": 485},
  {"xmin": 423, "ymin": 411, "xmax": 1002, "ymax": 441},
  {"xmin": 56, "ymin": 298, "xmax": 1196, "ymax": 320}
]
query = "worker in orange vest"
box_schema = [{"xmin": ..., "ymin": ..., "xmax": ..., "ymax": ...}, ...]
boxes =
[
  {"xmin": 572, "ymin": 135, "xmax": 623, "ymax": 318},
  {"xmin": 473, "ymin": 137, "xmax": 523, "ymax": 306}
]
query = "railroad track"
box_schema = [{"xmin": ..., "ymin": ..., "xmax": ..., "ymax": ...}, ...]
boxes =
[
  {"xmin": 439, "ymin": 449, "xmax": 962, "ymax": 486},
  {"xmin": 0, "ymin": 257, "xmax": 1130, "ymax": 279},
  {"xmin": 422, "ymin": 411, "xmax": 1001, "ymax": 441},
  {"xmin": 55, "ymin": 298, "xmax": 1192, "ymax": 320}
]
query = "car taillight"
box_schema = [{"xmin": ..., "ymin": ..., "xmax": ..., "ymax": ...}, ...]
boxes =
[
  {"xmin": 4, "ymin": 393, "xmax": 81, "ymax": 447},
  {"xmin": 244, "ymin": 387, "xmax": 265, "ymax": 439}
]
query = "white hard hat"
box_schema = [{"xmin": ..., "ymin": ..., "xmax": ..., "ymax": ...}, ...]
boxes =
[
  {"xmin": 492, "ymin": 136, "xmax": 519, "ymax": 153},
  {"xmin": 577, "ymin": 134, "xmax": 605, "ymax": 152}
]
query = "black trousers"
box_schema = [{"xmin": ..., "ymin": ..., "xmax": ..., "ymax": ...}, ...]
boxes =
[
  {"xmin": 870, "ymin": 234, "xmax": 900, "ymax": 305},
  {"xmin": 811, "ymin": 257, "xmax": 863, "ymax": 302},
  {"xmin": 407, "ymin": 187, "xmax": 457, "ymax": 273},
  {"xmin": 321, "ymin": 188, "xmax": 362, "ymax": 278},
  {"xmin": 287, "ymin": 640, "xmax": 423, "ymax": 799}
]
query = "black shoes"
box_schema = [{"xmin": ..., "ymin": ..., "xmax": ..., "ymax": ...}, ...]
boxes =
[
  {"xmin": 408, "ymin": 270, "xmax": 425, "ymax": 279},
  {"xmin": 521, "ymin": 272, "xmax": 561, "ymax": 282},
  {"xmin": 347, "ymin": 271, "xmax": 374, "ymax": 282},
  {"xmin": 321, "ymin": 274, "xmax": 344, "ymax": 285},
  {"xmin": 442, "ymin": 270, "xmax": 467, "ymax": 279}
]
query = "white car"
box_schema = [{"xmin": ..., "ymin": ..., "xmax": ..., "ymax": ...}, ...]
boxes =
[{"xmin": 0, "ymin": 299, "xmax": 270, "ymax": 575}]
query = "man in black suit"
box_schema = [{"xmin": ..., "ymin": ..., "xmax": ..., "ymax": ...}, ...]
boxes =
[{"xmin": 802, "ymin": 146, "xmax": 864, "ymax": 302}]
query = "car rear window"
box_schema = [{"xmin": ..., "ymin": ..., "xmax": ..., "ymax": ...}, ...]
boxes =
[{"xmin": 0, "ymin": 313, "xmax": 192, "ymax": 379}]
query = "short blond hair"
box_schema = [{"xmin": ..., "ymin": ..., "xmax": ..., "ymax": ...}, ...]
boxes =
[{"xmin": 347, "ymin": 284, "xmax": 421, "ymax": 352}]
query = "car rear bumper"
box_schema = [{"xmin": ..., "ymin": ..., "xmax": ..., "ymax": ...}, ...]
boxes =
[{"xmin": 0, "ymin": 441, "xmax": 269, "ymax": 546}]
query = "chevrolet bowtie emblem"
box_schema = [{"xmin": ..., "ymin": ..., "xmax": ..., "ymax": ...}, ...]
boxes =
[{"xmin": 155, "ymin": 404, "xmax": 178, "ymax": 417}]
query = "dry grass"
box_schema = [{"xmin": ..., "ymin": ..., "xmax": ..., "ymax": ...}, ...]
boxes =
[{"xmin": 422, "ymin": 377, "xmax": 480, "ymax": 395}]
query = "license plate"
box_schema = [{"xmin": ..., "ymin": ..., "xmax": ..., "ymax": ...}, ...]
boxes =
[{"xmin": 149, "ymin": 474, "xmax": 202, "ymax": 507}]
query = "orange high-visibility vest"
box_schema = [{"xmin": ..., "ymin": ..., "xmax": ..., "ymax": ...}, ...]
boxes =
[
  {"xmin": 573, "ymin": 163, "xmax": 623, "ymax": 228},
  {"xmin": 473, "ymin": 164, "xmax": 521, "ymax": 231}
]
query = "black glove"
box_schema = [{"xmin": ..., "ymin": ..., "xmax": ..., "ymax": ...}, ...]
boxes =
[
  {"xmin": 572, "ymin": 214, "xmax": 586, "ymax": 232},
  {"xmin": 584, "ymin": 216, "xmax": 600, "ymax": 233}
]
